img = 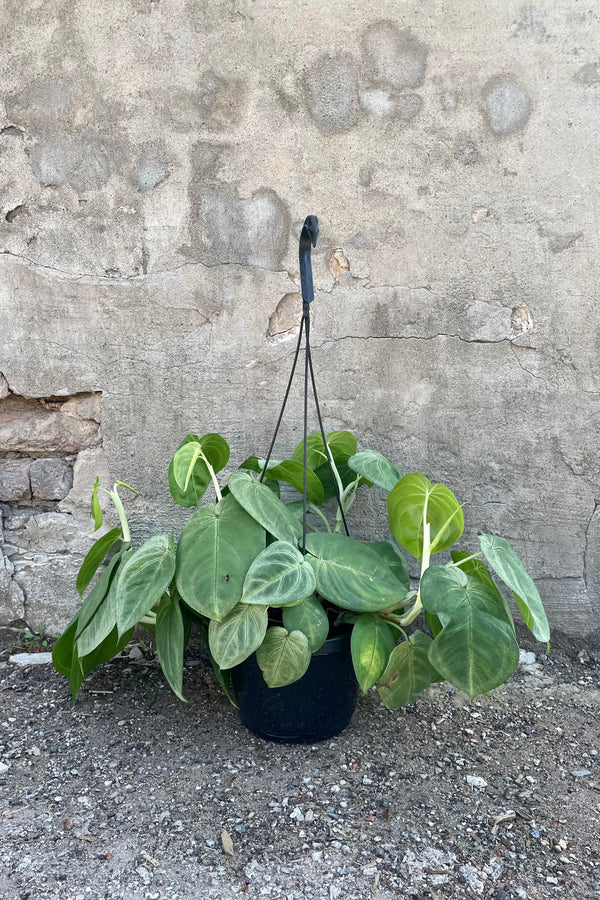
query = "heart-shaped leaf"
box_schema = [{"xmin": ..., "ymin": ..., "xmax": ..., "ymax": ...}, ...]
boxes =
[
  {"xmin": 428, "ymin": 611, "xmax": 519, "ymax": 700},
  {"xmin": 228, "ymin": 472, "xmax": 303, "ymax": 545},
  {"xmin": 387, "ymin": 473, "xmax": 464, "ymax": 559},
  {"xmin": 351, "ymin": 613, "xmax": 396, "ymax": 692},
  {"xmin": 348, "ymin": 449, "xmax": 402, "ymax": 492},
  {"xmin": 176, "ymin": 493, "xmax": 265, "ymax": 621},
  {"xmin": 169, "ymin": 433, "xmax": 230, "ymax": 507},
  {"xmin": 242, "ymin": 541, "xmax": 316, "ymax": 607},
  {"xmin": 209, "ymin": 603, "xmax": 268, "ymax": 669},
  {"xmin": 282, "ymin": 595, "xmax": 329, "ymax": 652},
  {"xmin": 305, "ymin": 532, "xmax": 407, "ymax": 612},
  {"xmin": 256, "ymin": 626, "xmax": 311, "ymax": 688},
  {"xmin": 116, "ymin": 534, "xmax": 176, "ymax": 635},
  {"xmin": 478, "ymin": 533, "xmax": 549, "ymax": 643},
  {"xmin": 420, "ymin": 564, "xmax": 513, "ymax": 628},
  {"xmin": 377, "ymin": 631, "xmax": 441, "ymax": 708}
]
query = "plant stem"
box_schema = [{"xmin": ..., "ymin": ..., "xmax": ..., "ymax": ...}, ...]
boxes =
[
  {"xmin": 110, "ymin": 486, "xmax": 131, "ymax": 543},
  {"xmin": 200, "ymin": 451, "xmax": 222, "ymax": 503},
  {"xmin": 309, "ymin": 503, "xmax": 332, "ymax": 532},
  {"xmin": 447, "ymin": 551, "xmax": 483, "ymax": 568},
  {"xmin": 399, "ymin": 518, "xmax": 431, "ymax": 627},
  {"xmin": 140, "ymin": 613, "xmax": 157, "ymax": 626}
]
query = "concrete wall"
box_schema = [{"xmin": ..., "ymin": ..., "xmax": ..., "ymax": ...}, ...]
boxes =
[{"xmin": 1, "ymin": 0, "xmax": 599, "ymax": 636}]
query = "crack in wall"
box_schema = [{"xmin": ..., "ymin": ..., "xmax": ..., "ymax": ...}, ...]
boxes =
[{"xmin": 583, "ymin": 500, "xmax": 600, "ymax": 601}]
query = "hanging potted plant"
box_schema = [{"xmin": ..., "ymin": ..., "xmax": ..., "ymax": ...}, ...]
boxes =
[{"xmin": 52, "ymin": 217, "xmax": 550, "ymax": 743}]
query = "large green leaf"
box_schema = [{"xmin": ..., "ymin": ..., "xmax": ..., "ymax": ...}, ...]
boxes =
[
  {"xmin": 420, "ymin": 565, "xmax": 520, "ymax": 699},
  {"xmin": 282, "ymin": 595, "xmax": 329, "ymax": 652},
  {"xmin": 208, "ymin": 603, "xmax": 268, "ymax": 669},
  {"xmin": 377, "ymin": 631, "xmax": 441, "ymax": 709},
  {"xmin": 368, "ymin": 541, "xmax": 410, "ymax": 591},
  {"xmin": 241, "ymin": 541, "xmax": 316, "ymax": 607},
  {"xmin": 428, "ymin": 611, "xmax": 519, "ymax": 700},
  {"xmin": 351, "ymin": 613, "xmax": 396, "ymax": 692},
  {"xmin": 195, "ymin": 615, "xmax": 238, "ymax": 707},
  {"xmin": 77, "ymin": 562, "xmax": 121, "ymax": 658},
  {"xmin": 256, "ymin": 626, "xmax": 311, "ymax": 688},
  {"xmin": 76, "ymin": 528, "xmax": 122, "ymax": 598},
  {"xmin": 227, "ymin": 472, "xmax": 303, "ymax": 545},
  {"xmin": 116, "ymin": 534, "xmax": 176, "ymax": 635},
  {"xmin": 478, "ymin": 533, "xmax": 549, "ymax": 643},
  {"xmin": 168, "ymin": 433, "xmax": 230, "ymax": 507},
  {"xmin": 305, "ymin": 532, "xmax": 407, "ymax": 612},
  {"xmin": 75, "ymin": 550, "xmax": 124, "ymax": 646},
  {"xmin": 420, "ymin": 564, "xmax": 513, "ymax": 628},
  {"xmin": 387, "ymin": 473, "xmax": 464, "ymax": 559},
  {"xmin": 348, "ymin": 449, "xmax": 402, "ymax": 492},
  {"xmin": 156, "ymin": 593, "xmax": 186, "ymax": 702},
  {"xmin": 176, "ymin": 493, "xmax": 266, "ymax": 621},
  {"xmin": 240, "ymin": 457, "xmax": 324, "ymax": 506}
]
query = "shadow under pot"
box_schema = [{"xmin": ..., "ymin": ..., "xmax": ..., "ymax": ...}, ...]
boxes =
[{"xmin": 231, "ymin": 630, "xmax": 358, "ymax": 744}]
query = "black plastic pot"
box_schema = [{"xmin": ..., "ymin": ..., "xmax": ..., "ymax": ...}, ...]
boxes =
[{"xmin": 231, "ymin": 631, "xmax": 358, "ymax": 743}]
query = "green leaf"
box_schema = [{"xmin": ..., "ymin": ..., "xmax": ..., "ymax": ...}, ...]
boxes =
[
  {"xmin": 116, "ymin": 534, "xmax": 176, "ymax": 635},
  {"xmin": 478, "ymin": 533, "xmax": 549, "ymax": 643},
  {"xmin": 227, "ymin": 472, "xmax": 303, "ymax": 545},
  {"xmin": 91, "ymin": 476, "xmax": 103, "ymax": 531},
  {"xmin": 368, "ymin": 541, "xmax": 410, "ymax": 591},
  {"xmin": 256, "ymin": 626, "xmax": 311, "ymax": 688},
  {"xmin": 176, "ymin": 493, "xmax": 266, "ymax": 621},
  {"xmin": 156, "ymin": 593, "xmax": 186, "ymax": 702},
  {"xmin": 282, "ymin": 595, "xmax": 329, "ymax": 652},
  {"xmin": 451, "ymin": 550, "xmax": 515, "ymax": 634},
  {"xmin": 428, "ymin": 611, "xmax": 519, "ymax": 700},
  {"xmin": 387, "ymin": 473, "xmax": 464, "ymax": 559},
  {"xmin": 348, "ymin": 449, "xmax": 402, "ymax": 492},
  {"xmin": 292, "ymin": 431, "xmax": 358, "ymax": 499},
  {"xmin": 377, "ymin": 631, "xmax": 441, "ymax": 709},
  {"xmin": 75, "ymin": 550, "xmax": 124, "ymax": 644},
  {"xmin": 242, "ymin": 541, "xmax": 317, "ymax": 607},
  {"xmin": 305, "ymin": 532, "xmax": 407, "ymax": 612},
  {"xmin": 77, "ymin": 559, "xmax": 122, "ymax": 658},
  {"xmin": 420, "ymin": 564, "xmax": 514, "ymax": 628},
  {"xmin": 169, "ymin": 433, "xmax": 230, "ymax": 507},
  {"xmin": 420, "ymin": 565, "xmax": 520, "ymax": 699},
  {"xmin": 208, "ymin": 603, "xmax": 268, "ymax": 669},
  {"xmin": 52, "ymin": 617, "xmax": 78, "ymax": 676},
  {"xmin": 76, "ymin": 528, "xmax": 123, "ymax": 598},
  {"xmin": 240, "ymin": 457, "xmax": 324, "ymax": 505},
  {"xmin": 195, "ymin": 616, "xmax": 238, "ymax": 707},
  {"xmin": 351, "ymin": 613, "xmax": 396, "ymax": 692}
]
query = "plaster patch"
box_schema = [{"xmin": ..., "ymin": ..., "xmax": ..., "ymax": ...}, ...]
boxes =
[
  {"xmin": 304, "ymin": 56, "xmax": 359, "ymax": 133},
  {"xmin": 574, "ymin": 62, "xmax": 600, "ymax": 85},
  {"xmin": 191, "ymin": 188, "xmax": 290, "ymax": 268},
  {"xmin": 133, "ymin": 147, "xmax": 170, "ymax": 192},
  {"xmin": 483, "ymin": 76, "xmax": 532, "ymax": 135},
  {"xmin": 362, "ymin": 22, "xmax": 428, "ymax": 89},
  {"xmin": 267, "ymin": 292, "xmax": 303, "ymax": 344}
]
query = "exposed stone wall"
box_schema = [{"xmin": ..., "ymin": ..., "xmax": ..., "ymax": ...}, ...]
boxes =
[
  {"xmin": 0, "ymin": 1, "xmax": 599, "ymax": 636},
  {"xmin": 0, "ymin": 389, "xmax": 110, "ymax": 630}
]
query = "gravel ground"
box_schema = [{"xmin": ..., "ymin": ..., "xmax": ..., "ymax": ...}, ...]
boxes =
[{"xmin": 0, "ymin": 634, "xmax": 599, "ymax": 900}]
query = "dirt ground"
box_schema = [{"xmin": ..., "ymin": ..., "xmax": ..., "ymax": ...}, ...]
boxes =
[{"xmin": 0, "ymin": 632, "xmax": 599, "ymax": 900}]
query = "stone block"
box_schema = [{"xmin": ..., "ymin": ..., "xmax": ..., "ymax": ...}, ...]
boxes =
[
  {"xmin": 0, "ymin": 374, "xmax": 9, "ymax": 400},
  {"xmin": 2, "ymin": 510, "xmax": 94, "ymax": 556},
  {"xmin": 14, "ymin": 556, "xmax": 81, "ymax": 632},
  {"xmin": 0, "ymin": 459, "xmax": 31, "ymax": 501},
  {"xmin": 58, "ymin": 447, "xmax": 112, "ymax": 524},
  {"xmin": 0, "ymin": 562, "xmax": 25, "ymax": 624},
  {"xmin": 30, "ymin": 458, "xmax": 73, "ymax": 500},
  {"xmin": 0, "ymin": 394, "xmax": 101, "ymax": 454}
]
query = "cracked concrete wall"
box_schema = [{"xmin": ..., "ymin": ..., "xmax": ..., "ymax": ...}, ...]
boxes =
[{"xmin": 0, "ymin": 0, "xmax": 599, "ymax": 636}]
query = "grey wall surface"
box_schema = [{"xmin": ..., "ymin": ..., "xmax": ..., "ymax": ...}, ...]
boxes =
[{"xmin": 1, "ymin": 0, "xmax": 599, "ymax": 636}]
